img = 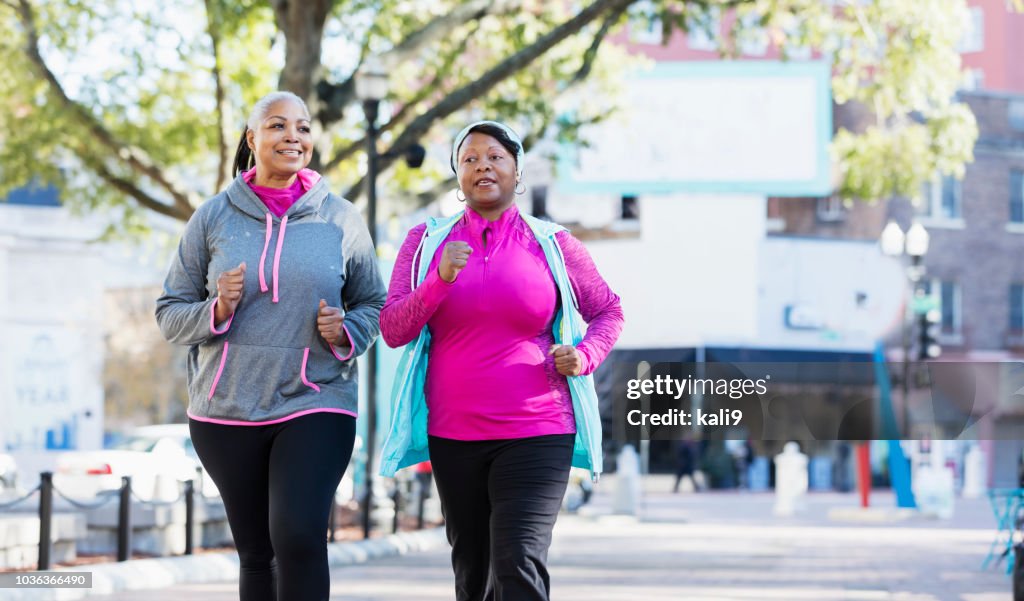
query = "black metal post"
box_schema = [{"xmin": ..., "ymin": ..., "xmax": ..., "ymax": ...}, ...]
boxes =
[
  {"xmin": 391, "ymin": 485, "xmax": 401, "ymax": 533},
  {"xmin": 38, "ymin": 472, "xmax": 53, "ymax": 570},
  {"xmin": 117, "ymin": 476, "xmax": 132, "ymax": 562},
  {"xmin": 184, "ymin": 480, "xmax": 195, "ymax": 555},
  {"xmin": 362, "ymin": 98, "xmax": 380, "ymax": 541},
  {"xmin": 416, "ymin": 480, "xmax": 426, "ymax": 530},
  {"xmin": 902, "ymin": 254, "xmax": 924, "ymax": 436},
  {"xmin": 900, "ymin": 301, "xmax": 912, "ymax": 436}
]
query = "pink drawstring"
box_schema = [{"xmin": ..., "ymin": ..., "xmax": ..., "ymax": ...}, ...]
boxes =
[
  {"xmin": 258, "ymin": 213, "xmax": 288, "ymax": 302},
  {"xmin": 300, "ymin": 347, "xmax": 320, "ymax": 392},
  {"xmin": 258, "ymin": 214, "xmax": 272, "ymax": 293},
  {"xmin": 272, "ymin": 215, "xmax": 288, "ymax": 303}
]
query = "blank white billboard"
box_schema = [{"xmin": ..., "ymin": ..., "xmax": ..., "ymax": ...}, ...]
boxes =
[{"xmin": 559, "ymin": 61, "xmax": 832, "ymax": 197}]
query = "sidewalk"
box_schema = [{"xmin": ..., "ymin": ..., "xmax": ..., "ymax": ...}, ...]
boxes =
[{"xmin": 9, "ymin": 476, "xmax": 1015, "ymax": 600}]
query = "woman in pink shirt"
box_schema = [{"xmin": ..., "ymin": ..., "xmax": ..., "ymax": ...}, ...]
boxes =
[{"xmin": 380, "ymin": 121, "xmax": 623, "ymax": 601}]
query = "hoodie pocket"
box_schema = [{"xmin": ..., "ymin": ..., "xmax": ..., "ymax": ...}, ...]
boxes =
[
  {"xmin": 207, "ymin": 342, "xmax": 230, "ymax": 400},
  {"xmin": 300, "ymin": 347, "xmax": 320, "ymax": 392},
  {"xmin": 198, "ymin": 343, "xmax": 329, "ymax": 419}
]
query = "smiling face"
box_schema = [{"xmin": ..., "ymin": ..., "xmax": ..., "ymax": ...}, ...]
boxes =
[
  {"xmin": 456, "ymin": 132, "xmax": 518, "ymax": 215},
  {"xmin": 246, "ymin": 99, "xmax": 313, "ymax": 187}
]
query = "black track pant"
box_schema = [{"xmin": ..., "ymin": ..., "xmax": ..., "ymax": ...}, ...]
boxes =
[
  {"xmin": 429, "ymin": 433, "xmax": 575, "ymax": 601},
  {"xmin": 189, "ymin": 413, "xmax": 355, "ymax": 601}
]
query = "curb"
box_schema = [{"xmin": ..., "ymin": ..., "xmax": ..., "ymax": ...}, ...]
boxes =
[
  {"xmin": 0, "ymin": 527, "xmax": 448, "ymax": 600},
  {"xmin": 826, "ymin": 507, "xmax": 920, "ymax": 523}
]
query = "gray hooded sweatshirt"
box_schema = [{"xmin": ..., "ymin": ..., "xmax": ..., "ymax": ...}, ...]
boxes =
[{"xmin": 156, "ymin": 174, "xmax": 385, "ymax": 422}]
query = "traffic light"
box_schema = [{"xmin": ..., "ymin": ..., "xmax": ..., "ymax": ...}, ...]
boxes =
[{"xmin": 918, "ymin": 309, "xmax": 942, "ymax": 360}]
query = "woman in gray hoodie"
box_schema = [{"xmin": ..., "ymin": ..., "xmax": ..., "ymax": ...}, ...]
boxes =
[{"xmin": 156, "ymin": 91, "xmax": 385, "ymax": 601}]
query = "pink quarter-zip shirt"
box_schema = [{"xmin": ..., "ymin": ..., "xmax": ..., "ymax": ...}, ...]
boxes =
[{"xmin": 380, "ymin": 205, "xmax": 624, "ymax": 441}]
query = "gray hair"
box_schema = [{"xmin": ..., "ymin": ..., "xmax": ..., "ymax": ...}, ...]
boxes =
[{"xmin": 246, "ymin": 91, "xmax": 310, "ymax": 130}]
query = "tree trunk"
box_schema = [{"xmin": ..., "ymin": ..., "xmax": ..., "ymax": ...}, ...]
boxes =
[{"xmin": 271, "ymin": 0, "xmax": 333, "ymax": 100}]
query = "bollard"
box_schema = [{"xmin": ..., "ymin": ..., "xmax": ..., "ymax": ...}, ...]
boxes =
[
  {"xmin": 184, "ymin": 480, "xmax": 195, "ymax": 555},
  {"xmin": 613, "ymin": 445, "xmax": 641, "ymax": 515},
  {"xmin": 117, "ymin": 476, "xmax": 132, "ymax": 562},
  {"xmin": 391, "ymin": 486, "xmax": 401, "ymax": 534},
  {"xmin": 194, "ymin": 466, "xmax": 204, "ymax": 496},
  {"xmin": 773, "ymin": 442, "xmax": 809, "ymax": 516},
  {"xmin": 38, "ymin": 472, "xmax": 53, "ymax": 570},
  {"xmin": 416, "ymin": 482, "xmax": 426, "ymax": 530},
  {"xmin": 328, "ymin": 499, "xmax": 336, "ymax": 543},
  {"xmin": 963, "ymin": 444, "xmax": 987, "ymax": 499}
]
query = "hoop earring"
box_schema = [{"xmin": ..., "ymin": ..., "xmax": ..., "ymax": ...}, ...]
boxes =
[
  {"xmin": 456, "ymin": 189, "xmax": 466, "ymax": 202},
  {"xmin": 515, "ymin": 181, "xmax": 526, "ymax": 195}
]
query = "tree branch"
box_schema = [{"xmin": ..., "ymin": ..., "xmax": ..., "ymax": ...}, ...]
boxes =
[
  {"xmin": 344, "ymin": 0, "xmax": 637, "ymax": 200},
  {"xmin": 72, "ymin": 148, "xmax": 194, "ymax": 221},
  {"xmin": 204, "ymin": 0, "xmax": 232, "ymax": 191},
  {"xmin": 14, "ymin": 0, "xmax": 198, "ymax": 216},
  {"xmin": 414, "ymin": 176, "xmax": 457, "ymax": 209},
  {"xmin": 92, "ymin": 165, "xmax": 193, "ymax": 221},
  {"xmin": 572, "ymin": 1, "xmax": 628, "ymax": 83},
  {"xmin": 321, "ymin": 20, "xmax": 482, "ymax": 174},
  {"xmin": 381, "ymin": 0, "xmax": 523, "ymax": 70},
  {"xmin": 316, "ymin": 0, "xmax": 524, "ymax": 130}
]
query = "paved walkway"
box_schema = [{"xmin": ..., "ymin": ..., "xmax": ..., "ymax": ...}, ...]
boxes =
[{"xmin": 94, "ymin": 476, "xmax": 1013, "ymax": 600}]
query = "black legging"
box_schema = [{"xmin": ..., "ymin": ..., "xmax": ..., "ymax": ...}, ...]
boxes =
[
  {"xmin": 189, "ymin": 412, "xmax": 355, "ymax": 601},
  {"xmin": 429, "ymin": 433, "xmax": 575, "ymax": 601}
]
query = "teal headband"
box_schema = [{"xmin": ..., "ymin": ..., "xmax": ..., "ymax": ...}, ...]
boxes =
[{"xmin": 450, "ymin": 120, "xmax": 525, "ymax": 179}]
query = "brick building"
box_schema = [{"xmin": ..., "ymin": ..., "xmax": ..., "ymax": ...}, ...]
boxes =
[
  {"xmin": 766, "ymin": 85, "xmax": 1024, "ymax": 362},
  {"xmin": 599, "ymin": 1, "xmax": 1024, "ymax": 482}
]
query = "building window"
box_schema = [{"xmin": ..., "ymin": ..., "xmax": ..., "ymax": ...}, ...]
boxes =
[
  {"xmin": 1010, "ymin": 284, "xmax": 1024, "ymax": 332},
  {"xmin": 815, "ymin": 196, "xmax": 844, "ymax": 222},
  {"xmin": 1011, "ymin": 170, "xmax": 1024, "ymax": 224},
  {"xmin": 1011, "ymin": 100, "xmax": 1024, "ymax": 132},
  {"xmin": 687, "ymin": 8, "xmax": 719, "ymax": 51},
  {"xmin": 783, "ymin": 42, "xmax": 812, "ymax": 61},
  {"xmin": 621, "ymin": 194, "xmax": 640, "ymax": 221},
  {"xmin": 738, "ymin": 12, "xmax": 768, "ymax": 56},
  {"xmin": 924, "ymin": 279, "xmax": 962, "ymax": 335},
  {"xmin": 920, "ymin": 174, "xmax": 962, "ymax": 221},
  {"xmin": 957, "ymin": 6, "xmax": 984, "ymax": 53},
  {"xmin": 628, "ymin": 1, "xmax": 663, "ymax": 45},
  {"xmin": 962, "ymin": 69, "xmax": 985, "ymax": 91}
]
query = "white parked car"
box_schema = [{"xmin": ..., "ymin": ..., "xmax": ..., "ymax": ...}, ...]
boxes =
[{"xmin": 54, "ymin": 424, "xmax": 217, "ymax": 502}]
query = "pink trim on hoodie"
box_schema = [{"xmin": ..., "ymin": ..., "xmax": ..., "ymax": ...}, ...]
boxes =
[
  {"xmin": 272, "ymin": 215, "xmax": 288, "ymax": 303},
  {"xmin": 329, "ymin": 324, "xmax": 356, "ymax": 361},
  {"xmin": 207, "ymin": 342, "xmax": 229, "ymax": 400},
  {"xmin": 187, "ymin": 407, "xmax": 357, "ymax": 426},
  {"xmin": 258, "ymin": 213, "xmax": 272, "ymax": 293},
  {"xmin": 300, "ymin": 346, "xmax": 321, "ymax": 392},
  {"xmin": 209, "ymin": 300, "xmax": 234, "ymax": 334}
]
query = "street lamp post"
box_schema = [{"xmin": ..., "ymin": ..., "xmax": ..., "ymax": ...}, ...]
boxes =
[
  {"xmin": 355, "ymin": 57, "xmax": 388, "ymax": 540},
  {"xmin": 880, "ymin": 220, "xmax": 930, "ymax": 437}
]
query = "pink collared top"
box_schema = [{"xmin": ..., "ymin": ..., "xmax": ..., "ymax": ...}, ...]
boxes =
[
  {"xmin": 243, "ymin": 167, "xmax": 321, "ymax": 216},
  {"xmin": 380, "ymin": 205, "xmax": 624, "ymax": 441}
]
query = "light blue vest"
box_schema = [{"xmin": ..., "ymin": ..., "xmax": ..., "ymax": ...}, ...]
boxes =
[{"xmin": 378, "ymin": 211, "xmax": 604, "ymax": 481}]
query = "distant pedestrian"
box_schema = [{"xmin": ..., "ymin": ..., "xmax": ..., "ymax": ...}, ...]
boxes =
[
  {"xmin": 156, "ymin": 91, "xmax": 385, "ymax": 601},
  {"xmin": 673, "ymin": 439, "xmax": 696, "ymax": 493},
  {"xmin": 378, "ymin": 120, "xmax": 624, "ymax": 600}
]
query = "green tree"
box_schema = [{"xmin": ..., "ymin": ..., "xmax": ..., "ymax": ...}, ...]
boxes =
[{"xmin": 0, "ymin": 0, "xmax": 1001, "ymax": 230}]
